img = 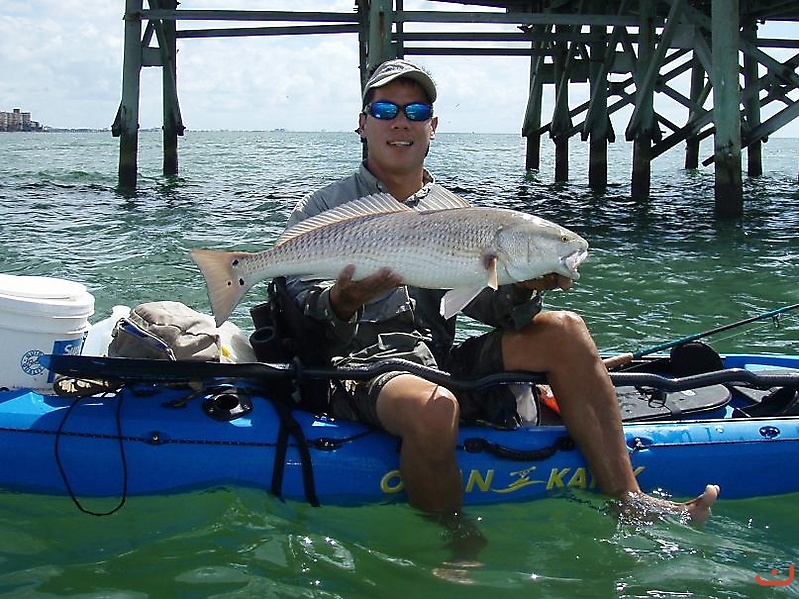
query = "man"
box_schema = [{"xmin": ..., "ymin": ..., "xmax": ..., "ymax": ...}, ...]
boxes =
[{"xmin": 284, "ymin": 58, "xmax": 719, "ymax": 522}]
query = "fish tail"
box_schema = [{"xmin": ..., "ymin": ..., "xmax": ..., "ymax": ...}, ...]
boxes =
[{"xmin": 189, "ymin": 249, "xmax": 257, "ymax": 326}]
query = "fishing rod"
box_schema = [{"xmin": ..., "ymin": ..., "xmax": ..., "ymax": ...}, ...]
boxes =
[{"xmin": 603, "ymin": 302, "xmax": 799, "ymax": 370}]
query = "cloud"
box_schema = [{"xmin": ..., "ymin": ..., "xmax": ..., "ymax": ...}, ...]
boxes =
[
  {"xmin": 1, "ymin": 1, "xmax": 123, "ymax": 128},
  {"xmin": 175, "ymin": 34, "xmax": 362, "ymax": 131},
  {"xmin": 2, "ymin": 0, "xmax": 798, "ymax": 137}
]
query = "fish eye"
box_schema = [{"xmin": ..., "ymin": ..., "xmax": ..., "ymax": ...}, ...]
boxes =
[{"xmin": 560, "ymin": 234, "xmax": 570, "ymax": 243}]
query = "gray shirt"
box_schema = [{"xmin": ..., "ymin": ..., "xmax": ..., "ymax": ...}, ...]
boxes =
[{"xmin": 284, "ymin": 162, "xmax": 543, "ymax": 368}]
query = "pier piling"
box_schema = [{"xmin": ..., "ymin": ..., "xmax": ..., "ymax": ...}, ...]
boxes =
[
  {"xmin": 712, "ymin": 0, "xmax": 744, "ymax": 216},
  {"xmin": 115, "ymin": 1, "xmax": 799, "ymax": 217},
  {"xmin": 586, "ymin": 11, "xmax": 609, "ymax": 190},
  {"xmin": 742, "ymin": 19, "xmax": 763, "ymax": 178},
  {"xmin": 684, "ymin": 57, "xmax": 706, "ymax": 170},
  {"xmin": 114, "ymin": 0, "xmax": 144, "ymax": 191},
  {"xmin": 522, "ymin": 24, "xmax": 546, "ymax": 171},
  {"xmin": 157, "ymin": 0, "xmax": 182, "ymax": 177},
  {"xmin": 629, "ymin": 1, "xmax": 656, "ymax": 200},
  {"xmin": 552, "ymin": 27, "xmax": 571, "ymax": 183}
]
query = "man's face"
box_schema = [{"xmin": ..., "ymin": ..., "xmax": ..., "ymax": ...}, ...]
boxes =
[{"xmin": 359, "ymin": 79, "xmax": 438, "ymax": 180}]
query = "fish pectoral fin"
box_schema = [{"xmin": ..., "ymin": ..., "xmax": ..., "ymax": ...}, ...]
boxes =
[
  {"xmin": 484, "ymin": 254, "xmax": 499, "ymax": 290},
  {"xmin": 440, "ymin": 285, "xmax": 486, "ymax": 319}
]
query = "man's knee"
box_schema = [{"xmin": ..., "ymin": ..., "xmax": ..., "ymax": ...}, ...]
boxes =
[
  {"xmin": 505, "ymin": 309, "xmax": 598, "ymax": 370},
  {"xmin": 405, "ymin": 386, "xmax": 460, "ymax": 452},
  {"xmin": 378, "ymin": 378, "xmax": 459, "ymax": 440},
  {"xmin": 426, "ymin": 385, "xmax": 460, "ymax": 428},
  {"xmin": 534, "ymin": 309, "xmax": 588, "ymax": 335}
]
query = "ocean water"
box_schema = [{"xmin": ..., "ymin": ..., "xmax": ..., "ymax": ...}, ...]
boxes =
[{"xmin": 1, "ymin": 130, "xmax": 798, "ymax": 597}]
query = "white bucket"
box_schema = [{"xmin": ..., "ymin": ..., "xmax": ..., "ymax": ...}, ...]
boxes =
[{"xmin": 0, "ymin": 274, "xmax": 95, "ymax": 393}]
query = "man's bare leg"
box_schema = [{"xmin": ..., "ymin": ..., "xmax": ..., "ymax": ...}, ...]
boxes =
[
  {"xmin": 376, "ymin": 374, "xmax": 487, "ymax": 562},
  {"xmin": 502, "ymin": 310, "xmax": 719, "ymax": 522},
  {"xmin": 375, "ymin": 374, "xmax": 463, "ymax": 513}
]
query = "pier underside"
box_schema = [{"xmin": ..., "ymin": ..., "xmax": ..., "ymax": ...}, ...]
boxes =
[{"xmin": 115, "ymin": 1, "xmax": 799, "ymax": 216}]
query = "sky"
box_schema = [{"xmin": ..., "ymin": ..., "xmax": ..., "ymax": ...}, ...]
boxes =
[{"xmin": 2, "ymin": 0, "xmax": 799, "ymax": 136}]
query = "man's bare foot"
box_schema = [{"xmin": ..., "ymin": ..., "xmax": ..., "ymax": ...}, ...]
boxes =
[
  {"xmin": 439, "ymin": 512, "xmax": 487, "ymax": 563},
  {"xmin": 684, "ymin": 484, "xmax": 720, "ymax": 523},
  {"xmin": 614, "ymin": 484, "xmax": 720, "ymax": 525}
]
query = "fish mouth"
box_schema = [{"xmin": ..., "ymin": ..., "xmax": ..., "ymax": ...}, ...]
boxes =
[{"xmin": 560, "ymin": 249, "xmax": 588, "ymax": 280}]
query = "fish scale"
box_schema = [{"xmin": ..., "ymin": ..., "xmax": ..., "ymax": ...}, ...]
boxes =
[
  {"xmin": 190, "ymin": 189, "xmax": 589, "ymax": 325},
  {"xmin": 279, "ymin": 212, "xmax": 490, "ymax": 284},
  {"xmin": 249, "ymin": 211, "xmax": 493, "ymax": 287}
]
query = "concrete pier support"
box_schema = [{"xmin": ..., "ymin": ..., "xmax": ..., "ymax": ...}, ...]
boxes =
[
  {"xmin": 630, "ymin": 13, "xmax": 654, "ymax": 200},
  {"xmin": 113, "ymin": 0, "xmax": 185, "ymax": 186},
  {"xmin": 711, "ymin": 0, "xmax": 744, "ymax": 217},
  {"xmin": 360, "ymin": 0, "xmax": 396, "ymax": 161},
  {"xmin": 586, "ymin": 20, "xmax": 609, "ymax": 189}
]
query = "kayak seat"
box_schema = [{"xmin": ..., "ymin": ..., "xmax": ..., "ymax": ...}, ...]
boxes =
[{"xmin": 737, "ymin": 385, "xmax": 799, "ymax": 417}]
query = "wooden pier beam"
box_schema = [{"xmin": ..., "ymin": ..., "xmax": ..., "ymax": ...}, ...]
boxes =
[
  {"xmin": 157, "ymin": 0, "xmax": 183, "ymax": 177},
  {"xmin": 522, "ymin": 25, "xmax": 546, "ymax": 171},
  {"xmin": 551, "ymin": 26, "xmax": 571, "ymax": 182},
  {"xmin": 629, "ymin": 1, "xmax": 655, "ymax": 200},
  {"xmin": 364, "ymin": 0, "xmax": 395, "ymax": 78},
  {"xmin": 586, "ymin": 17, "xmax": 609, "ymax": 189},
  {"xmin": 742, "ymin": 18, "xmax": 763, "ymax": 177},
  {"xmin": 114, "ymin": 0, "xmax": 144, "ymax": 191},
  {"xmin": 711, "ymin": 0, "xmax": 744, "ymax": 217},
  {"xmin": 684, "ymin": 57, "xmax": 706, "ymax": 169}
]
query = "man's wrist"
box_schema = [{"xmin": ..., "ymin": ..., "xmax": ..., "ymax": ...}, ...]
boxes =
[{"xmin": 329, "ymin": 286, "xmax": 359, "ymax": 322}]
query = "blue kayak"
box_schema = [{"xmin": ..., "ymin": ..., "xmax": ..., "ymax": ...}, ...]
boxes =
[{"xmin": 0, "ymin": 353, "xmax": 797, "ymax": 507}]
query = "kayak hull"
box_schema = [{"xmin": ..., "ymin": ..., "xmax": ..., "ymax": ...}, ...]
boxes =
[{"xmin": 1, "ymin": 353, "xmax": 798, "ymax": 506}]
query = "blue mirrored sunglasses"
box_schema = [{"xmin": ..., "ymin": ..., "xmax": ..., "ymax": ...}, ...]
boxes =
[{"xmin": 364, "ymin": 101, "xmax": 434, "ymax": 122}]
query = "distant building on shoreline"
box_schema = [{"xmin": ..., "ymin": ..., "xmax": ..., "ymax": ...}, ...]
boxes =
[{"xmin": 0, "ymin": 108, "xmax": 43, "ymax": 132}]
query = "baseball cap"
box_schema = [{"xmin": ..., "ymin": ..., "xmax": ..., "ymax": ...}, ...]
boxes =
[{"xmin": 362, "ymin": 59, "xmax": 437, "ymax": 104}]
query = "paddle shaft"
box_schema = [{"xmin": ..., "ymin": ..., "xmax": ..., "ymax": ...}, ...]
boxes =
[{"xmin": 603, "ymin": 302, "xmax": 799, "ymax": 370}]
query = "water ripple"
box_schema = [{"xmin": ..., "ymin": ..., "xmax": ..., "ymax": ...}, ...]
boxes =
[{"xmin": 1, "ymin": 132, "xmax": 799, "ymax": 596}]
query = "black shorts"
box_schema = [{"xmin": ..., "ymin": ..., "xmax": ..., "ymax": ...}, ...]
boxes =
[{"xmin": 328, "ymin": 329, "xmax": 521, "ymax": 429}]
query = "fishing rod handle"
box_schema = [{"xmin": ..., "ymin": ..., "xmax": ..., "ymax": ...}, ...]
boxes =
[{"xmin": 603, "ymin": 353, "xmax": 634, "ymax": 370}]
